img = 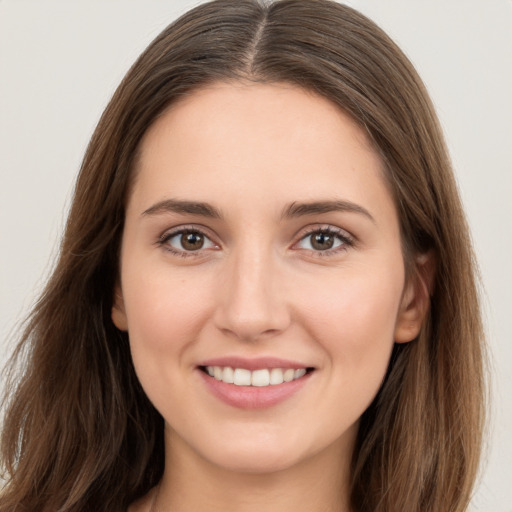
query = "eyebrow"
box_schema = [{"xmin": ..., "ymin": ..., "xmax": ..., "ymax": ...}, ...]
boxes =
[
  {"xmin": 282, "ymin": 200, "xmax": 376, "ymax": 224},
  {"xmin": 142, "ymin": 199, "xmax": 223, "ymax": 219},
  {"xmin": 141, "ymin": 198, "xmax": 375, "ymax": 224}
]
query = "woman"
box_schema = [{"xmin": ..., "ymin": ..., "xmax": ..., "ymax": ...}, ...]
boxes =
[{"xmin": 0, "ymin": 1, "xmax": 485, "ymax": 511}]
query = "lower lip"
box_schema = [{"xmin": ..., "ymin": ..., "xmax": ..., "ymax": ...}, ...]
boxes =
[{"xmin": 198, "ymin": 370, "xmax": 312, "ymax": 409}]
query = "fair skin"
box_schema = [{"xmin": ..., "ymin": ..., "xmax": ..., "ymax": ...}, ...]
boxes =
[{"xmin": 114, "ymin": 82, "xmax": 427, "ymax": 512}]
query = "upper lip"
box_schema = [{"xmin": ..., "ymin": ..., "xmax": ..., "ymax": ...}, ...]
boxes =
[{"xmin": 198, "ymin": 356, "xmax": 312, "ymax": 371}]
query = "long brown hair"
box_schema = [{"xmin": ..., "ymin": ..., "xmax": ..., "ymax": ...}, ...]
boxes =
[{"xmin": 0, "ymin": 1, "xmax": 486, "ymax": 510}]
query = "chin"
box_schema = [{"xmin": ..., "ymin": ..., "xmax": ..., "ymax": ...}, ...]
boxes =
[
  {"xmin": 198, "ymin": 427, "xmax": 329, "ymax": 475},
  {"xmin": 208, "ymin": 446, "xmax": 305, "ymax": 475}
]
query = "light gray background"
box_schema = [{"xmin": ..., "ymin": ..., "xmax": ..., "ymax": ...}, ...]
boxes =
[{"xmin": 1, "ymin": 1, "xmax": 510, "ymax": 510}]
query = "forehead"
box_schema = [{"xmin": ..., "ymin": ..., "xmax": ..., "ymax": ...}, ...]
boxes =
[
  {"xmin": 138, "ymin": 81, "xmax": 378, "ymax": 169},
  {"xmin": 130, "ymin": 81, "xmax": 394, "ymax": 224}
]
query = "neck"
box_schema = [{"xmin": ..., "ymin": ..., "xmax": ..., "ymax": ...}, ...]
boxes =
[{"xmin": 153, "ymin": 426, "xmax": 354, "ymax": 512}]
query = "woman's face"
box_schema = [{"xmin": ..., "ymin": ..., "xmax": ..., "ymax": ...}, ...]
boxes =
[{"xmin": 113, "ymin": 82, "xmax": 423, "ymax": 474}]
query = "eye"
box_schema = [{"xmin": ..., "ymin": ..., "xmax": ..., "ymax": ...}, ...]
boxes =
[
  {"xmin": 159, "ymin": 228, "xmax": 217, "ymax": 256},
  {"xmin": 295, "ymin": 227, "xmax": 353, "ymax": 254}
]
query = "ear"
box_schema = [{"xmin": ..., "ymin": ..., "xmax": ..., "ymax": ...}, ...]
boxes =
[
  {"xmin": 111, "ymin": 284, "xmax": 128, "ymax": 331},
  {"xmin": 394, "ymin": 251, "xmax": 436, "ymax": 344}
]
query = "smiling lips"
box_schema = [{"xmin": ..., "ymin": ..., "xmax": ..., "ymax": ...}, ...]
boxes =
[{"xmin": 198, "ymin": 358, "xmax": 314, "ymax": 409}]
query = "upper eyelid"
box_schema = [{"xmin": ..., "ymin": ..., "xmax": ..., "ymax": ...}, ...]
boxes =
[
  {"xmin": 159, "ymin": 224, "xmax": 217, "ymax": 241},
  {"xmin": 293, "ymin": 224, "xmax": 355, "ymax": 242}
]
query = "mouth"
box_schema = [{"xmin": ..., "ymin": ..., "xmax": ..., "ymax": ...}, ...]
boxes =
[
  {"xmin": 197, "ymin": 358, "xmax": 315, "ymax": 409},
  {"xmin": 199, "ymin": 365, "xmax": 315, "ymax": 387}
]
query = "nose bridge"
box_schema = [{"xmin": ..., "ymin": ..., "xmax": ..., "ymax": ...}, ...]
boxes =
[{"xmin": 214, "ymin": 238, "xmax": 290, "ymax": 341}]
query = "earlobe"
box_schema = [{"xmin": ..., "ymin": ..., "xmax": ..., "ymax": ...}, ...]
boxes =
[
  {"xmin": 394, "ymin": 251, "xmax": 436, "ymax": 344},
  {"xmin": 111, "ymin": 285, "xmax": 128, "ymax": 331}
]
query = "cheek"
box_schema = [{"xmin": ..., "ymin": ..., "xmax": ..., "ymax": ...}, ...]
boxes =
[
  {"xmin": 120, "ymin": 267, "xmax": 220, "ymax": 424},
  {"xmin": 297, "ymin": 264, "xmax": 404, "ymax": 370},
  {"xmin": 121, "ymin": 265, "xmax": 215, "ymax": 375}
]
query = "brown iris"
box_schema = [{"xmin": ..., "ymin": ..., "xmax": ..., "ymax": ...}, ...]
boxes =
[
  {"xmin": 310, "ymin": 232, "xmax": 335, "ymax": 250},
  {"xmin": 181, "ymin": 231, "xmax": 204, "ymax": 251}
]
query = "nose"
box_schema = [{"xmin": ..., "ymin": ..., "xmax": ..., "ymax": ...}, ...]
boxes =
[{"xmin": 213, "ymin": 245, "xmax": 291, "ymax": 342}]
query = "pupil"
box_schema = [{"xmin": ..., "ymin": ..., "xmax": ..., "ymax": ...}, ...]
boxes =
[
  {"xmin": 312, "ymin": 232, "xmax": 334, "ymax": 250},
  {"xmin": 181, "ymin": 232, "xmax": 204, "ymax": 251}
]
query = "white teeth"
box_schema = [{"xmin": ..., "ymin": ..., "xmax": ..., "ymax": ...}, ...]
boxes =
[
  {"xmin": 251, "ymin": 369, "xmax": 270, "ymax": 387},
  {"xmin": 294, "ymin": 368, "xmax": 306, "ymax": 379},
  {"xmin": 205, "ymin": 366, "xmax": 309, "ymax": 386},
  {"xmin": 222, "ymin": 366, "xmax": 234, "ymax": 384},
  {"xmin": 269, "ymin": 368, "xmax": 284, "ymax": 385},
  {"xmin": 283, "ymin": 368, "xmax": 295, "ymax": 382},
  {"xmin": 233, "ymin": 368, "xmax": 251, "ymax": 386}
]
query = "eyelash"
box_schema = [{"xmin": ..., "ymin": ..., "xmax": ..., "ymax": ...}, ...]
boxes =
[
  {"xmin": 296, "ymin": 226, "xmax": 354, "ymax": 257},
  {"xmin": 157, "ymin": 225, "xmax": 354, "ymax": 259}
]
